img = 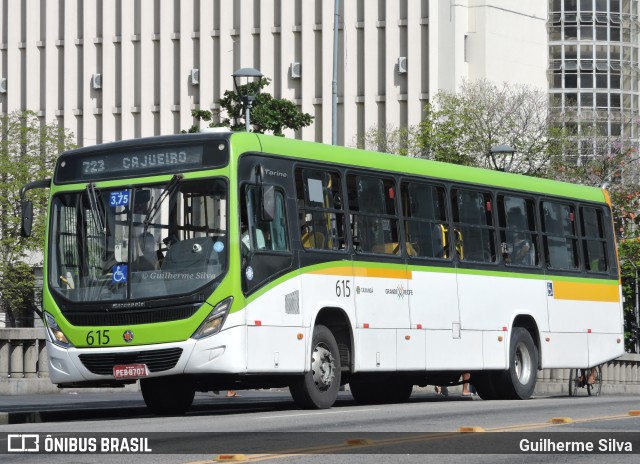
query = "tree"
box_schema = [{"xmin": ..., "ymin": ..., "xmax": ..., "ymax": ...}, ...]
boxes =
[
  {"xmin": 186, "ymin": 77, "xmax": 313, "ymax": 136},
  {"xmin": 358, "ymin": 80, "xmax": 564, "ymax": 174},
  {"xmin": 0, "ymin": 110, "xmax": 75, "ymax": 326},
  {"xmin": 618, "ymin": 239, "xmax": 640, "ymax": 352},
  {"xmin": 421, "ymin": 80, "xmax": 564, "ymax": 174}
]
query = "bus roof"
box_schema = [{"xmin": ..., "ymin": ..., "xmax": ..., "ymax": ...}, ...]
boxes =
[{"xmin": 243, "ymin": 132, "xmax": 607, "ymax": 204}]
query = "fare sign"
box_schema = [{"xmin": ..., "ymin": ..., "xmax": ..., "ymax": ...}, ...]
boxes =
[{"xmin": 113, "ymin": 364, "xmax": 149, "ymax": 379}]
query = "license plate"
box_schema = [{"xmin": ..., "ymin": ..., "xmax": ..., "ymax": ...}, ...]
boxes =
[{"xmin": 113, "ymin": 364, "xmax": 149, "ymax": 379}]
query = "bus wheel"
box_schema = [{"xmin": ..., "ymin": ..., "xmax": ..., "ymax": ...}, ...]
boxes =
[
  {"xmin": 350, "ymin": 376, "xmax": 413, "ymax": 404},
  {"xmin": 472, "ymin": 372, "xmax": 500, "ymax": 400},
  {"xmin": 498, "ymin": 327, "xmax": 538, "ymax": 399},
  {"xmin": 290, "ymin": 325, "xmax": 341, "ymax": 409},
  {"xmin": 349, "ymin": 375, "xmax": 380, "ymax": 404},
  {"xmin": 386, "ymin": 379, "xmax": 413, "ymax": 403},
  {"xmin": 140, "ymin": 375, "xmax": 195, "ymax": 415}
]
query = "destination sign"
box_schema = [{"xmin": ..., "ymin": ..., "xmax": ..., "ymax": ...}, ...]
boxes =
[{"xmin": 55, "ymin": 140, "xmax": 229, "ymax": 183}]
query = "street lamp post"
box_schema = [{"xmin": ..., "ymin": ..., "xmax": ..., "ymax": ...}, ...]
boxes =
[
  {"xmin": 490, "ymin": 144, "xmax": 516, "ymax": 172},
  {"xmin": 232, "ymin": 67, "xmax": 263, "ymax": 132}
]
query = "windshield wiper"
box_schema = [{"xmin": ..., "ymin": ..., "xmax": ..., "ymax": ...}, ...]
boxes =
[
  {"xmin": 86, "ymin": 183, "xmax": 106, "ymax": 235},
  {"xmin": 143, "ymin": 174, "xmax": 183, "ymax": 233}
]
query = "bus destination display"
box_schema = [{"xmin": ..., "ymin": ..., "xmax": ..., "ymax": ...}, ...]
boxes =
[{"xmin": 55, "ymin": 142, "xmax": 228, "ymax": 183}]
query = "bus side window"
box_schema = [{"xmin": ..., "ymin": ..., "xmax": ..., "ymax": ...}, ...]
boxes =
[
  {"xmin": 347, "ymin": 174, "xmax": 399, "ymax": 255},
  {"xmin": 295, "ymin": 168, "xmax": 346, "ymax": 251},
  {"xmin": 243, "ymin": 186, "xmax": 290, "ymax": 254},
  {"xmin": 401, "ymin": 181, "xmax": 449, "ymax": 259},
  {"xmin": 580, "ymin": 206, "xmax": 608, "ymax": 273},
  {"xmin": 452, "ymin": 189, "xmax": 496, "ymax": 263},
  {"xmin": 497, "ymin": 195, "xmax": 539, "ymax": 267},
  {"xmin": 541, "ymin": 200, "xmax": 579, "ymax": 270}
]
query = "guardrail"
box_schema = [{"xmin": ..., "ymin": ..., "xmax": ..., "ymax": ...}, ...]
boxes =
[{"xmin": 1, "ymin": 328, "xmax": 639, "ymax": 395}]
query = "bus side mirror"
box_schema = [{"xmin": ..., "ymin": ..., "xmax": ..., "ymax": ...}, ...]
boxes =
[
  {"xmin": 260, "ymin": 185, "xmax": 275, "ymax": 222},
  {"xmin": 21, "ymin": 200, "xmax": 34, "ymax": 237}
]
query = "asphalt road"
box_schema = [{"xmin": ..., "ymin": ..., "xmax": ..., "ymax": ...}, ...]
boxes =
[{"xmin": 0, "ymin": 389, "xmax": 639, "ymax": 464}]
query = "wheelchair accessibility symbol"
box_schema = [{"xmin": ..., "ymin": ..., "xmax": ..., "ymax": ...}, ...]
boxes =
[{"xmin": 112, "ymin": 264, "xmax": 128, "ymax": 283}]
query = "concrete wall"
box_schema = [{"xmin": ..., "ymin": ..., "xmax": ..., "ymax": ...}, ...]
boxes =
[{"xmin": 1, "ymin": 328, "xmax": 638, "ymax": 395}]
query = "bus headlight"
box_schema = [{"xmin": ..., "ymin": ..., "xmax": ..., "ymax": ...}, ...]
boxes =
[
  {"xmin": 44, "ymin": 312, "xmax": 73, "ymax": 348},
  {"xmin": 192, "ymin": 297, "xmax": 233, "ymax": 340}
]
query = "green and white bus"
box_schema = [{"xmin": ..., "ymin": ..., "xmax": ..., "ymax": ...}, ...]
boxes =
[{"xmin": 21, "ymin": 131, "xmax": 624, "ymax": 414}]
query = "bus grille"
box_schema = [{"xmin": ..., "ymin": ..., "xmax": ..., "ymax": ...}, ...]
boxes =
[
  {"xmin": 78, "ymin": 348, "xmax": 183, "ymax": 375},
  {"xmin": 63, "ymin": 305, "xmax": 200, "ymax": 326}
]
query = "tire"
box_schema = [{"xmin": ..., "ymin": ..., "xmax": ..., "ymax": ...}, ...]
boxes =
[
  {"xmin": 350, "ymin": 376, "xmax": 413, "ymax": 404},
  {"xmin": 472, "ymin": 371, "xmax": 500, "ymax": 400},
  {"xmin": 349, "ymin": 375, "xmax": 381, "ymax": 404},
  {"xmin": 140, "ymin": 375, "xmax": 195, "ymax": 415},
  {"xmin": 587, "ymin": 365, "xmax": 602, "ymax": 397},
  {"xmin": 568, "ymin": 368, "xmax": 581, "ymax": 397},
  {"xmin": 386, "ymin": 380, "xmax": 413, "ymax": 403},
  {"xmin": 496, "ymin": 327, "xmax": 538, "ymax": 400},
  {"xmin": 289, "ymin": 325, "xmax": 341, "ymax": 409}
]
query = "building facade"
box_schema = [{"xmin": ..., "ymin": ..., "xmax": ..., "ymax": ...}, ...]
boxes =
[
  {"xmin": 0, "ymin": 0, "xmax": 547, "ymax": 148},
  {"xmin": 548, "ymin": 0, "xmax": 640, "ymax": 156}
]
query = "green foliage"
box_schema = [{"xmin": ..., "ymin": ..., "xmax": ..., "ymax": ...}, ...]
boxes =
[
  {"xmin": 619, "ymin": 240, "xmax": 640, "ymax": 352},
  {"xmin": 0, "ymin": 110, "xmax": 75, "ymax": 326},
  {"xmin": 359, "ymin": 80, "xmax": 561, "ymax": 175},
  {"xmin": 185, "ymin": 77, "xmax": 313, "ymax": 136}
]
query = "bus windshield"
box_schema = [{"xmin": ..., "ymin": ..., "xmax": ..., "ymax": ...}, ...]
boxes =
[{"xmin": 49, "ymin": 178, "xmax": 228, "ymax": 303}]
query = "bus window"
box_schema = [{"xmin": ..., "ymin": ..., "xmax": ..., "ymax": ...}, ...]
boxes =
[
  {"xmin": 243, "ymin": 186, "xmax": 290, "ymax": 253},
  {"xmin": 497, "ymin": 195, "xmax": 539, "ymax": 267},
  {"xmin": 541, "ymin": 200, "xmax": 579, "ymax": 270},
  {"xmin": 347, "ymin": 174, "xmax": 399, "ymax": 255},
  {"xmin": 295, "ymin": 168, "xmax": 346, "ymax": 251},
  {"xmin": 580, "ymin": 206, "xmax": 608, "ymax": 273},
  {"xmin": 401, "ymin": 182, "xmax": 449, "ymax": 259},
  {"xmin": 451, "ymin": 189, "xmax": 496, "ymax": 263}
]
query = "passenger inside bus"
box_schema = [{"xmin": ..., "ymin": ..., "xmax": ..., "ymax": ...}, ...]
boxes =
[{"xmin": 503, "ymin": 208, "xmax": 533, "ymax": 266}]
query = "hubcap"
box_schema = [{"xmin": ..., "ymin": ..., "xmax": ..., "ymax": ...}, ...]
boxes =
[
  {"xmin": 311, "ymin": 342, "xmax": 335, "ymax": 391},
  {"xmin": 514, "ymin": 342, "xmax": 532, "ymax": 385}
]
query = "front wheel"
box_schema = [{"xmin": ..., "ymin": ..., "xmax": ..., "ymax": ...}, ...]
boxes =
[
  {"xmin": 140, "ymin": 375, "xmax": 195, "ymax": 415},
  {"xmin": 497, "ymin": 327, "xmax": 538, "ymax": 399},
  {"xmin": 289, "ymin": 325, "xmax": 341, "ymax": 409}
]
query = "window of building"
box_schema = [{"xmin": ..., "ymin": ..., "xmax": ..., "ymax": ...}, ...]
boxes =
[
  {"xmin": 580, "ymin": 92, "xmax": 594, "ymax": 106},
  {"xmin": 451, "ymin": 189, "xmax": 496, "ymax": 263},
  {"xmin": 401, "ymin": 182, "xmax": 449, "ymax": 259},
  {"xmin": 580, "ymin": 73, "xmax": 593, "ymax": 88},
  {"xmin": 541, "ymin": 201, "xmax": 579, "ymax": 270}
]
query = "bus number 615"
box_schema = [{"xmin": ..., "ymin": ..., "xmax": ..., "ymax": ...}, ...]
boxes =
[{"xmin": 335, "ymin": 279, "xmax": 351, "ymax": 298}]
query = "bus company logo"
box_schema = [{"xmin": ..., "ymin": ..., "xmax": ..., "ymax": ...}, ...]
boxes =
[
  {"xmin": 385, "ymin": 284, "xmax": 413, "ymax": 299},
  {"xmin": 122, "ymin": 330, "xmax": 134, "ymax": 343},
  {"xmin": 356, "ymin": 286, "xmax": 373, "ymax": 295},
  {"xmin": 7, "ymin": 434, "xmax": 39, "ymax": 452}
]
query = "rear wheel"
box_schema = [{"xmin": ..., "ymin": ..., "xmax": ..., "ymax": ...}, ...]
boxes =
[
  {"xmin": 472, "ymin": 371, "xmax": 500, "ymax": 400},
  {"xmin": 496, "ymin": 327, "xmax": 538, "ymax": 399},
  {"xmin": 350, "ymin": 376, "xmax": 413, "ymax": 404},
  {"xmin": 140, "ymin": 375, "xmax": 195, "ymax": 415},
  {"xmin": 568, "ymin": 368, "xmax": 582, "ymax": 397},
  {"xmin": 587, "ymin": 365, "xmax": 603, "ymax": 397},
  {"xmin": 290, "ymin": 325, "xmax": 341, "ymax": 409}
]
